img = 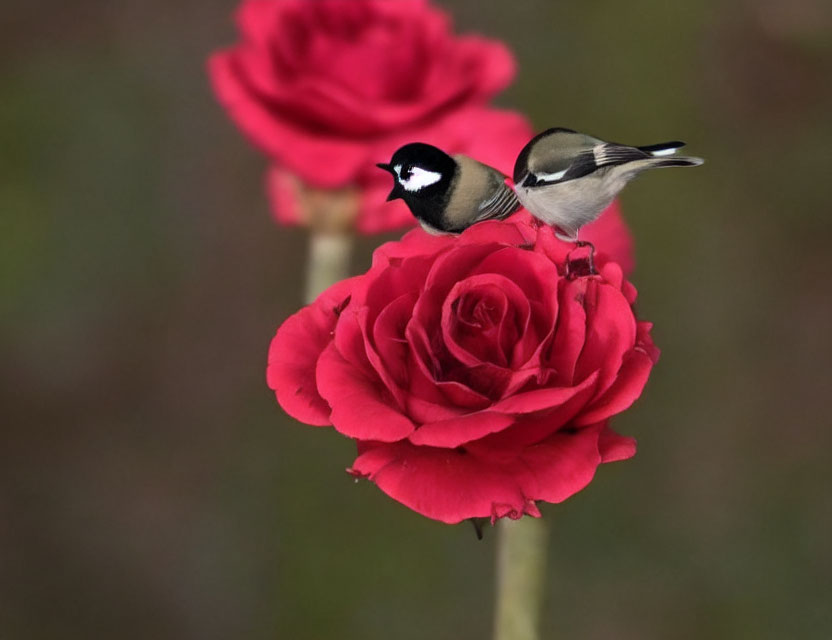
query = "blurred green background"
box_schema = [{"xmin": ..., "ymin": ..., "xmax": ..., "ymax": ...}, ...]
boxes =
[{"xmin": 2, "ymin": 1, "xmax": 831, "ymax": 638}]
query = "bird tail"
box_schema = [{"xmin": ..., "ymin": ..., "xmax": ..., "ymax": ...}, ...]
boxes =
[
  {"xmin": 638, "ymin": 141, "xmax": 686, "ymax": 156},
  {"xmin": 635, "ymin": 140, "xmax": 703, "ymax": 167},
  {"xmin": 613, "ymin": 154, "xmax": 704, "ymax": 182},
  {"xmin": 648, "ymin": 156, "xmax": 704, "ymax": 168}
]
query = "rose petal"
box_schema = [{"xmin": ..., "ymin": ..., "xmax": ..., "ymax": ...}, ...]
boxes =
[
  {"xmin": 266, "ymin": 277, "xmax": 358, "ymax": 425},
  {"xmin": 266, "ymin": 165, "xmax": 303, "ymax": 225},
  {"xmin": 405, "ymin": 336, "xmax": 491, "ymax": 410},
  {"xmin": 316, "ymin": 342, "xmax": 415, "ymax": 442},
  {"xmin": 349, "ymin": 422, "xmax": 616, "ymax": 523},
  {"xmin": 442, "ymin": 361, "xmax": 514, "ymax": 400},
  {"xmin": 546, "ymin": 279, "xmax": 587, "ymax": 385},
  {"xmin": 469, "ymin": 247, "xmax": 560, "ymax": 368},
  {"xmin": 457, "ymin": 218, "xmax": 535, "ymax": 248},
  {"xmin": 472, "ymin": 376, "xmax": 600, "ymax": 452},
  {"xmin": 442, "ymin": 274, "xmax": 528, "ymax": 369},
  {"xmin": 574, "ymin": 279, "xmax": 637, "ymax": 395},
  {"xmin": 513, "ymin": 424, "xmax": 605, "ymax": 504},
  {"xmin": 473, "ymin": 246, "xmax": 560, "ymax": 303},
  {"xmin": 369, "ymin": 291, "xmax": 417, "ymax": 388},
  {"xmin": 636, "ymin": 321, "xmax": 661, "ymax": 362},
  {"xmin": 575, "ymin": 325, "xmax": 659, "ymax": 426},
  {"xmin": 363, "ymin": 254, "xmax": 435, "ymax": 325},
  {"xmin": 209, "ymin": 51, "xmax": 373, "ymax": 185},
  {"xmin": 489, "ymin": 371, "xmax": 598, "ymax": 415},
  {"xmin": 372, "ymin": 228, "xmax": 454, "ymax": 266},
  {"xmin": 408, "ymin": 412, "xmax": 515, "ymax": 448},
  {"xmin": 422, "ymin": 242, "xmax": 498, "ymax": 295},
  {"xmin": 236, "ymin": 0, "xmax": 283, "ymax": 49},
  {"xmin": 348, "ymin": 442, "xmax": 534, "ymax": 524},
  {"xmin": 532, "ymin": 223, "xmax": 573, "ymax": 269},
  {"xmin": 599, "ymin": 261, "xmax": 625, "ymax": 291},
  {"xmin": 598, "ymin": 424, "xmax": 637, "ymax": 463}
]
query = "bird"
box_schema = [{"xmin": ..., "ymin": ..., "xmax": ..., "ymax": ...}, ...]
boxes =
[
  {"xmin": 513, "ymin": 127, "xmax": 704, "ymax": 241},
  {"xmin": 377, "ymin": 143, "xmax": 520, "ymax": 234}
]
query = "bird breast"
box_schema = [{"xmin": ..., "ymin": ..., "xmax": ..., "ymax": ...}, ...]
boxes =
[{"xmin": 516, "ymin": 172, "xmax": 618, "ymax": 233}]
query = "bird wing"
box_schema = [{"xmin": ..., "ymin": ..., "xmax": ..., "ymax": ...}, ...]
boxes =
[
  {"xmin": 447, "ymin": 155, "xmax": 520, "ymax": 229},
  {"xmin": 473, "ymin": 179, "xmax": 520, "ymax": 222},
  {"xmin": 528, "ymin": 130, "xmax": 603, "ymax": 180},
  {"xmin": 592, "ymin": 143, "xmax": 650, "ymax": 167},
  {"xmin": 539, "ymin": 141, "xmax": 652, "ymax": 184}
]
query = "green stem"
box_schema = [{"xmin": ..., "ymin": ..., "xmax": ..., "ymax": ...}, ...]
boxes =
[
  {"xmin": 494, "ymin": 517, "xmax": 548, "ymax": 640},
  {"xmin": 304, "ymin": 231, "xmax": 353, "ymax": 303}
]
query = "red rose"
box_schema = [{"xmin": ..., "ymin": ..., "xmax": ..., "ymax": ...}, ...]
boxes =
[
  {"xmin": 267, "ymin": 213, "xmax": 658, "ymax": 523},
  {"xmin": 209, "ymin": 0, "xmax": 534, "ymax": 232}
]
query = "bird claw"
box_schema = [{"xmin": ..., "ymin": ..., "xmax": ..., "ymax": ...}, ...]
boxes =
[{"xmin": 565, "ymin": 241, "xmax": 597, "ymax": 279}]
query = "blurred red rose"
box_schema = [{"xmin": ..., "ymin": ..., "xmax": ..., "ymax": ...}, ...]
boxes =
[
  {"xmin": 209, "ymin": 0, "xmax": 534, "ymax": 232},
  {"xmin": 266, "ymin": 213, "xmax": 658, "ymax": 523}
]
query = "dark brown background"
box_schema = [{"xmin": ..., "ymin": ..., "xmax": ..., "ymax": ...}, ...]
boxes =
[{"xmin": 2, "ymin": 1, "xmax": 831, "ymax": 638}]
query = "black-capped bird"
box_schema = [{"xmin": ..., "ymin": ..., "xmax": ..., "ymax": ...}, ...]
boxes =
[
  {"xmin": 377, "ymin": 143, "xmax": 520, "ymax": 234},
  {"xmin": 513, "ymin": 128, "xmax": 704, "ymax": 240}
]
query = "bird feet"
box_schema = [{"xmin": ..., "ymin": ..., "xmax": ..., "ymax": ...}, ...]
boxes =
[{"xmin": 565, "ymin": 240, "xmax": 597, "ymax": 279}]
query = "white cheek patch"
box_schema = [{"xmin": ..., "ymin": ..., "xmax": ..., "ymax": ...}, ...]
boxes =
[{"xmin": 400, "ymin": 167, "xmax": 443, "ymax": 192}]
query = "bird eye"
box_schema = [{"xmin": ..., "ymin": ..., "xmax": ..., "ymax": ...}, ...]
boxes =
[{"xmin": 402, "ymin": 166, "xmax": 413, "ymax": 179}]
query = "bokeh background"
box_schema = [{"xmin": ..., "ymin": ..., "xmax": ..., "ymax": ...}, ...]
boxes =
[{"xmin": 3, "ymin": 1, "xmax": 831, "ymax": 638}]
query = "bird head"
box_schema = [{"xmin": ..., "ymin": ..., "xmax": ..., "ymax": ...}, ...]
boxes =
[{"xmin": 377, "ymin": 143, "xmax": 456, "ymax": 203}]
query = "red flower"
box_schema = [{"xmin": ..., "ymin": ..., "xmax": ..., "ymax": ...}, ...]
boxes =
[
  {"xmin": 209, "ymin": 0, "xmax": 533, "ymax": 232},
  {"xmin": 267, "ymin": 213, "xmax": 658, "ymax": 523}
]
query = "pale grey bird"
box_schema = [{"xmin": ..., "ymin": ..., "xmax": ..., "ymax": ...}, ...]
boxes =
[
  {"xmin": 513, "ymin": 128, "xmax": 704, "ymax": 240},
  {"xmin": 377, "ymin": 143, "xmax": 520, "ymax": 234}
]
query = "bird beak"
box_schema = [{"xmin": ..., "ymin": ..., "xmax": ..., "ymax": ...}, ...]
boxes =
[{"xmin": 377, "ymin": 162, "xmax": 402, "ymax": 200}]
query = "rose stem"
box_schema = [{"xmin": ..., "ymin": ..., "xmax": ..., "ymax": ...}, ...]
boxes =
[
  {"xmin": 304, "ymin": 232, "xmax": 353, "ymax": 303},
  {"xmin": 298, "ymin": 183, "xmax": 360, "ymax": 303},
  {"xmin": 494, "ymin": 517, "xmax": 548, "ymax": 640}
]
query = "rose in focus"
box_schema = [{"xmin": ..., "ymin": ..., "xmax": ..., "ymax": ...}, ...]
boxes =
[
  {"xmin": 209, "ymin": 0, "xmax": 533, "ymax": 232},
  {"xmin": 267, "ymin": 213, "xmax": 658, "ymax": 523}
]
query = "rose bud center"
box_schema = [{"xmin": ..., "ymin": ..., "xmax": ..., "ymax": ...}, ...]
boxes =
[{"xmin": 445, "ymin": 281, "xmax": 527, "ymax": 370}]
